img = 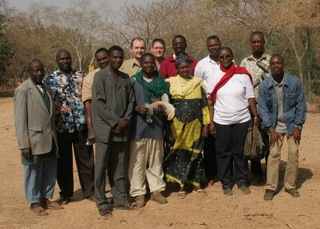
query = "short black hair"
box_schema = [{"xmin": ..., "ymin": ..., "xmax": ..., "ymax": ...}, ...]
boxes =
[
  {"xmin": 172, "ymin": 35, "xmax": 186, "ymax": 43},
  {"xmin": 95, "ymin": 47, "xmax": 109, "ymax": 56},
  {"xmin": 108, "ymin": 45, "xmax": 124, "ymax": 54},
  {"xmin": 140, "ymin": 53, "xmax": 155, "ymax": 64},
  {"xmin": 219, "ymin": 47, "xmax": 234, "ymax": 57},
  {"xmin": 250, "ymin": 31, "xmax": 265, "ymax": 43},
  {"xmin": 206, "ymin": 35, "xmax": 221, "ymax": 43},
  {"xmin": 27, "ymin": 58, "xmax": 44, "ymax": 71},
  {"xmin": 270, "ymin": 54, "xmax": 285, "ymax": 64}
]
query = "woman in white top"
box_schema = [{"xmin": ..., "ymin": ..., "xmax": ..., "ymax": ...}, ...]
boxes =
[{"xmin": 208, "ymin": 47, "xmax": 259, "ymax": 196}]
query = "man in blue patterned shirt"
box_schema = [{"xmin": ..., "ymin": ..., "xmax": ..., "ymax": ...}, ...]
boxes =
[{"xmin": 43, "ymin": 49, "xmax": 95, "ymax": 204}]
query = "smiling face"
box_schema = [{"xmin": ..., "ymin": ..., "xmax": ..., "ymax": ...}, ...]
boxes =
[
  {"xmin": 141, "ymin": 54, "xmax": 156, "ymax": 77},
  {"xmin": 95, "ymin": 51, "xmax": 109, "ymax": 69},
  {"xmin": 219, "ymin": 48, "xmax": 233, "ymax": 69},
  {"xmin": 109, "ymin": 50, "xmax": 124, "ymax": 70},
  {"xmin": 207, "ymin": 38, "xmax": 221, "ymax": 58},
  {"xmin": 177, "ymin": 62, "xmax": 191, "ymax": 79},
  {"xmin": 151, "ymin": 41, "xmax": 165, "ymax": 59},
  {"xmin": 130, "ymin": 39, "xmax": 146, "ymax": 60}
]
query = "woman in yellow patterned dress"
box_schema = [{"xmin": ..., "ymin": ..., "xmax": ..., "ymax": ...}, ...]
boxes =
[{"xmin": 164, "ymin": 54, "xmax": 210, "ymax": 199}]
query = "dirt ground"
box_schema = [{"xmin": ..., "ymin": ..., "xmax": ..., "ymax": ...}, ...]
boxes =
[{"xmin": 0, "ymin": 96, "xmax": 320, "ymax": 229}]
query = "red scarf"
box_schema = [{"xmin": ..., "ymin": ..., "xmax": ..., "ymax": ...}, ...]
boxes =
[{"xmin": 209, "ymin": 63, "xmax": 253, "ymax": 102}]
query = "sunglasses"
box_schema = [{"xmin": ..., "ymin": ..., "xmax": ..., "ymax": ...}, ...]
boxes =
[{"xmin": 219, "ymin": 54, "xmax": 231, "ymax": 59}]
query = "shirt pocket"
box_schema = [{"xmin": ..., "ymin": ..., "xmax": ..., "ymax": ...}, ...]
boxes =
[{"xmin": 285, "ymin": 93, "xmax": 296, "ymax": 107}]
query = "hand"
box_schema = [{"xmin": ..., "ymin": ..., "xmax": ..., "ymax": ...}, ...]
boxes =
[
  {"xmin": 21, "ymin": 148, "xmax": 32, "ymax": 161},
  {"xmin": 135, "ymin": 106, "xmax": 149, "ymax": 115},
  {"xmin": 253, "ymin": 117, "xmax": 260, "ymax": 126},
  {"xmin": 117, "ymin": 118, "xmax": 129, "ymax": 129},
  {"xmin": 269, "ymin": 129, "xmax": 280, "ymax": 147},
  {"xmin": 87, "ymin": 128, "xmax": 95, "ymax": 144},
  {"xmin": 292, "ymin": 127, "xmax": 302, "ymax": 144},
  {"xmin": 202, "ymin": 125, "xmax": 209, "ymax": 138},
  {"xmin": 112, "ymin": 125, "xmax": 122, "ymax": 134},
  {"xmin": 209, "ymin": 123, "xmax": 216, "ymax": 137}
]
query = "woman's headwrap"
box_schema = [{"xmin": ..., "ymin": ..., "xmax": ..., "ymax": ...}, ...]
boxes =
[{"xmin": 175, "ymin": 53, "xmax": 191, "ymax": 68}]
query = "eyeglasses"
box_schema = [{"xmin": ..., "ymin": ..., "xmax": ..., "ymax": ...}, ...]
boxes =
[{"xmin": 219, "ymin": 54, "xmax": 231, "ymax": 59}]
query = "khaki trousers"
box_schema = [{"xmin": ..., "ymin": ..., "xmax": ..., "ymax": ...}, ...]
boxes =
[
  {"xmin": 128, "ymin": 138, "xmax": 166, "ymax": 197},
  {"xmin": 265, "ymin": 134, "xmax": 299, "ymax": 191}
]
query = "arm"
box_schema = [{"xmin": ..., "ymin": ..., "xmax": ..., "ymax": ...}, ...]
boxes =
[
  {"xmin": 248, "ymin": 98, "xmax": 260, "ymax": 126},
  {"xmin": 14, "ymin": 86, "xmax": 32, "ymax": 161},
  {"xmin": 208, "ymin": 100, "xmax": 216, "ymax": 137},
  {"xmin": 84, "ymin": 100, "xmax": 95, "ymax": 143}
]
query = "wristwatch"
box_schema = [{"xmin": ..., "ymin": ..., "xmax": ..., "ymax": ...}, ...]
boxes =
[{"xmin": 295, "ymin": 125, "xmax": 303, "ymax": 130}]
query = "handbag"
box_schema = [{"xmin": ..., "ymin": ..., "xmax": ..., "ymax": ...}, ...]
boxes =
[{"xmin": 243, "ymin": 120, "xmax": 267, "ymax": 160}]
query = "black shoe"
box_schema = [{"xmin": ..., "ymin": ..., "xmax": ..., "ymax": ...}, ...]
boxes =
[
  {"xmin": 99, "ymin": 207, "xmax": 113, "ymax": 219},
  {"xmin": 238, "ymin": 185, "xmax": 251, "ymax": 194},
  {"xmin": 114, "ymin": 202, "xmax": 136, "ymax": 210},
  {"xmin": 57, "ymin": 196, "xmax": 71, "ymax": 205},
  {"xmin": 85, "ymin": 195, "xmax": 95, "ymax": 202}
]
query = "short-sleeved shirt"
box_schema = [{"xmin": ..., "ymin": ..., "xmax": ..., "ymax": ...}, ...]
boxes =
[
  {"xmin": 194, "ymin": 55, "xmax": 220, "ymax": 97},
  {"xmin": 43, "ymin": 69, "xmax": 87, "ymax": 133},
  {"xmin": 240, "ymin": 53, "xmax": 271, "ymax": 99},
  {"xmin": 119, "ymin": 58, "xmax": 141, "ymax": 77},
  {"xmin": 82, "ymin": 68, "xmax": 100, "ymax": 103}
]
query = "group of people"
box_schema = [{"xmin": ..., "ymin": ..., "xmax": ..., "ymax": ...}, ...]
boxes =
[{"xmin": 14, "ymin": 31, "xmax": 307, "ymax": 219}]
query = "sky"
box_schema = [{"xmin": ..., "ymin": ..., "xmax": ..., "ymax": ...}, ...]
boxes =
[{"xmin": 8, "ymin": 0, "xmax": 143, "ymax": 11}]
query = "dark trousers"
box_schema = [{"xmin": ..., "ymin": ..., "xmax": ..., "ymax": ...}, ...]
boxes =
[
  {"xmin": 203, "ymin": 134, "xmax": 217, "ymax": 180},
  {"xmin": 215, "ymin": 121, "xmax": 250, "ymax": 189},
  {"xmin": 95, "ymin": 141, "xmax": 129, "ymax": 210},
  {"xmin": 57, "ymin": 131, "xmax": 94, "ymax": 198}
]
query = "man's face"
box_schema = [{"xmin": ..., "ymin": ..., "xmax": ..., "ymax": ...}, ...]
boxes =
[
  {"xmin": 95, "ymin": 51, "xmax": 109, "ymax": 69},
  {"xmin": 150, "ymin": 41, "xmax": 165, "ymax": 59},
  {"xmin": 141, "ymin": 55, "xmax": 156, "ymax": 75},
  {"xmin": 270, "ymin": 56, "xmax": 284, "ymax": 76},
  {"xmin": 173, "ymin": 37, "xmax": 187, "ymax": 56},
  {"xmin": 56, "ymin": 51, "xmax": 72, "ymax": 72},
  {"xmin": 109, "ymin": 50, "xmax": 124, "ymax": 70},
  {"xmin": 207, "ymin": 38, "xmax": 221, "ymax": 57},
  {"xmin": 130, "ymin": 40, "xmax": 146, "ymax": 60},
  {"xmin": 250, "ymin": 34, "xmax": 265, "ymax": 55},
  {"xmin": 29, "ymin": 61, "xmax": 45, "ymax": 85}
]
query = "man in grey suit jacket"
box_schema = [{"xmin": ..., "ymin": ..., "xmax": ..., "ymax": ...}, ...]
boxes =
[
  {"xmin": 92, "ymin": 45, "xmax": 135, "ymax": 218},
  {"xmin": 14, "ymin": 59, "xmax": 62, "ymax": 216}
]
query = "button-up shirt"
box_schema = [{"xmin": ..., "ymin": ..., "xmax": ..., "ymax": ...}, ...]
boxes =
[
  {"xmin": 43, "ymin": 69, "xmax": 87, "ymax": 133},
  {"xmin": 119, "ymin": 58, "xmax": 141, "ymax": 77}
]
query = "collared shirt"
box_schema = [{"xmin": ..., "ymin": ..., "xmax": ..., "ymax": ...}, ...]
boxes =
[
  {"xmin": 119, "ymin": 58, "xmax": 141, "ymax": 77},
  {"xmin": 159, "ymin": 54, "xmax": 198, "ymax": 78},
  {"xmin": 258, "ymin": 73, "xmax": 307, "ymax": 135},
  {"xmin": 82, "ymin": 68, "xmax": 100, "ymax": 103},
  {"xmin": 240, "ymin": 53, "xmax": 271, "ymax": 99},
  {"xmin": 194, "ymin": 55, "xmax": 220, "ymax": 97},
  {"xmin": 43, "ymin": 69, "xmax": 87, "ymax": 133}
]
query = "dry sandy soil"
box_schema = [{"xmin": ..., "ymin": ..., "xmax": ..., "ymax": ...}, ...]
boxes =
[{"xmin": 0, "ymin": 96, "xmax": 320, "ymax": 229}]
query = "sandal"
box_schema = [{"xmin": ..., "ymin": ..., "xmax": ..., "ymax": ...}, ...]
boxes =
[
  {"xmin": 46, "ymin": 200, "xmax": 64, "ymax": 210},
  {"xmin": 264, "ymin": 189, "xmax": 275, "ymax": 201},
  {"xmin": 30, "ymin": 203, "xmax": 48, "ymax": 216},
  {"xmin": 99, "ymin": 207, "xmax": 113, "ymax": 219},
  {"xmin": 193, "ymin": 189, "xmax": 208, "ymax": 196},
  {"xmin": 177, "ymin": 191, "xmax": 186, "ymax": 199},
  {"xmin": 285, "ymin": 188, "xmax": 300, "ymax": 198}
]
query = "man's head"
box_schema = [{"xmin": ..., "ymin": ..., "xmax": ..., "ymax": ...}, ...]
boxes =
[
  {"xmin": 250, "ymin": 31, "xmax": 265, "ymax": 56},
  {"xmin": 206, "ymin": 35, "xmax": 221, "ymax": 60},
  {"xmin": 269, "ymin": 54, "xmax": 285, "ymax": 77},
  {"xmin": 108, "ymin": 45, "xmax": 124, "ymax": 70},
  {"xmin": 150, "ymin": 38, "xmax": 166, "ymax": 60},
  {"xmin": 172, "ymin": 35, "xmax": 187, "ymax": 56},
  {"xmin": 56, "ymin": 49, "xmax": 72, "ymax": 73},
  {"xmin": 95, "ymin": 48, "xmax": 109, "ymax": 69},
  {"xmin": 130, "ymin": 38, "xmax": 146, "ymax": 62},
  {"xmin": 28, "ymin": 59, "xmax": 45, "ymax": 85},
  {"xmin": 140, "ymin": 53, "xmax": 156, "ymax": 77}
]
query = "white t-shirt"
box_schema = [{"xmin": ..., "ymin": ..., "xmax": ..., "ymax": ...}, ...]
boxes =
[
  {"xmin": 194, "ymin": 55, "xmax": 220, "ymax": 97},
  {"xmin": 213, "ymin": 70, "xmax": 254, "ymax": 125}
]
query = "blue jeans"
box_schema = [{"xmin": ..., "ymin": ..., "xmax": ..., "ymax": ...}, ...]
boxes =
[{"xmin": 215, "ymin": 121, "xmax": 250, "ymax": 189}]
